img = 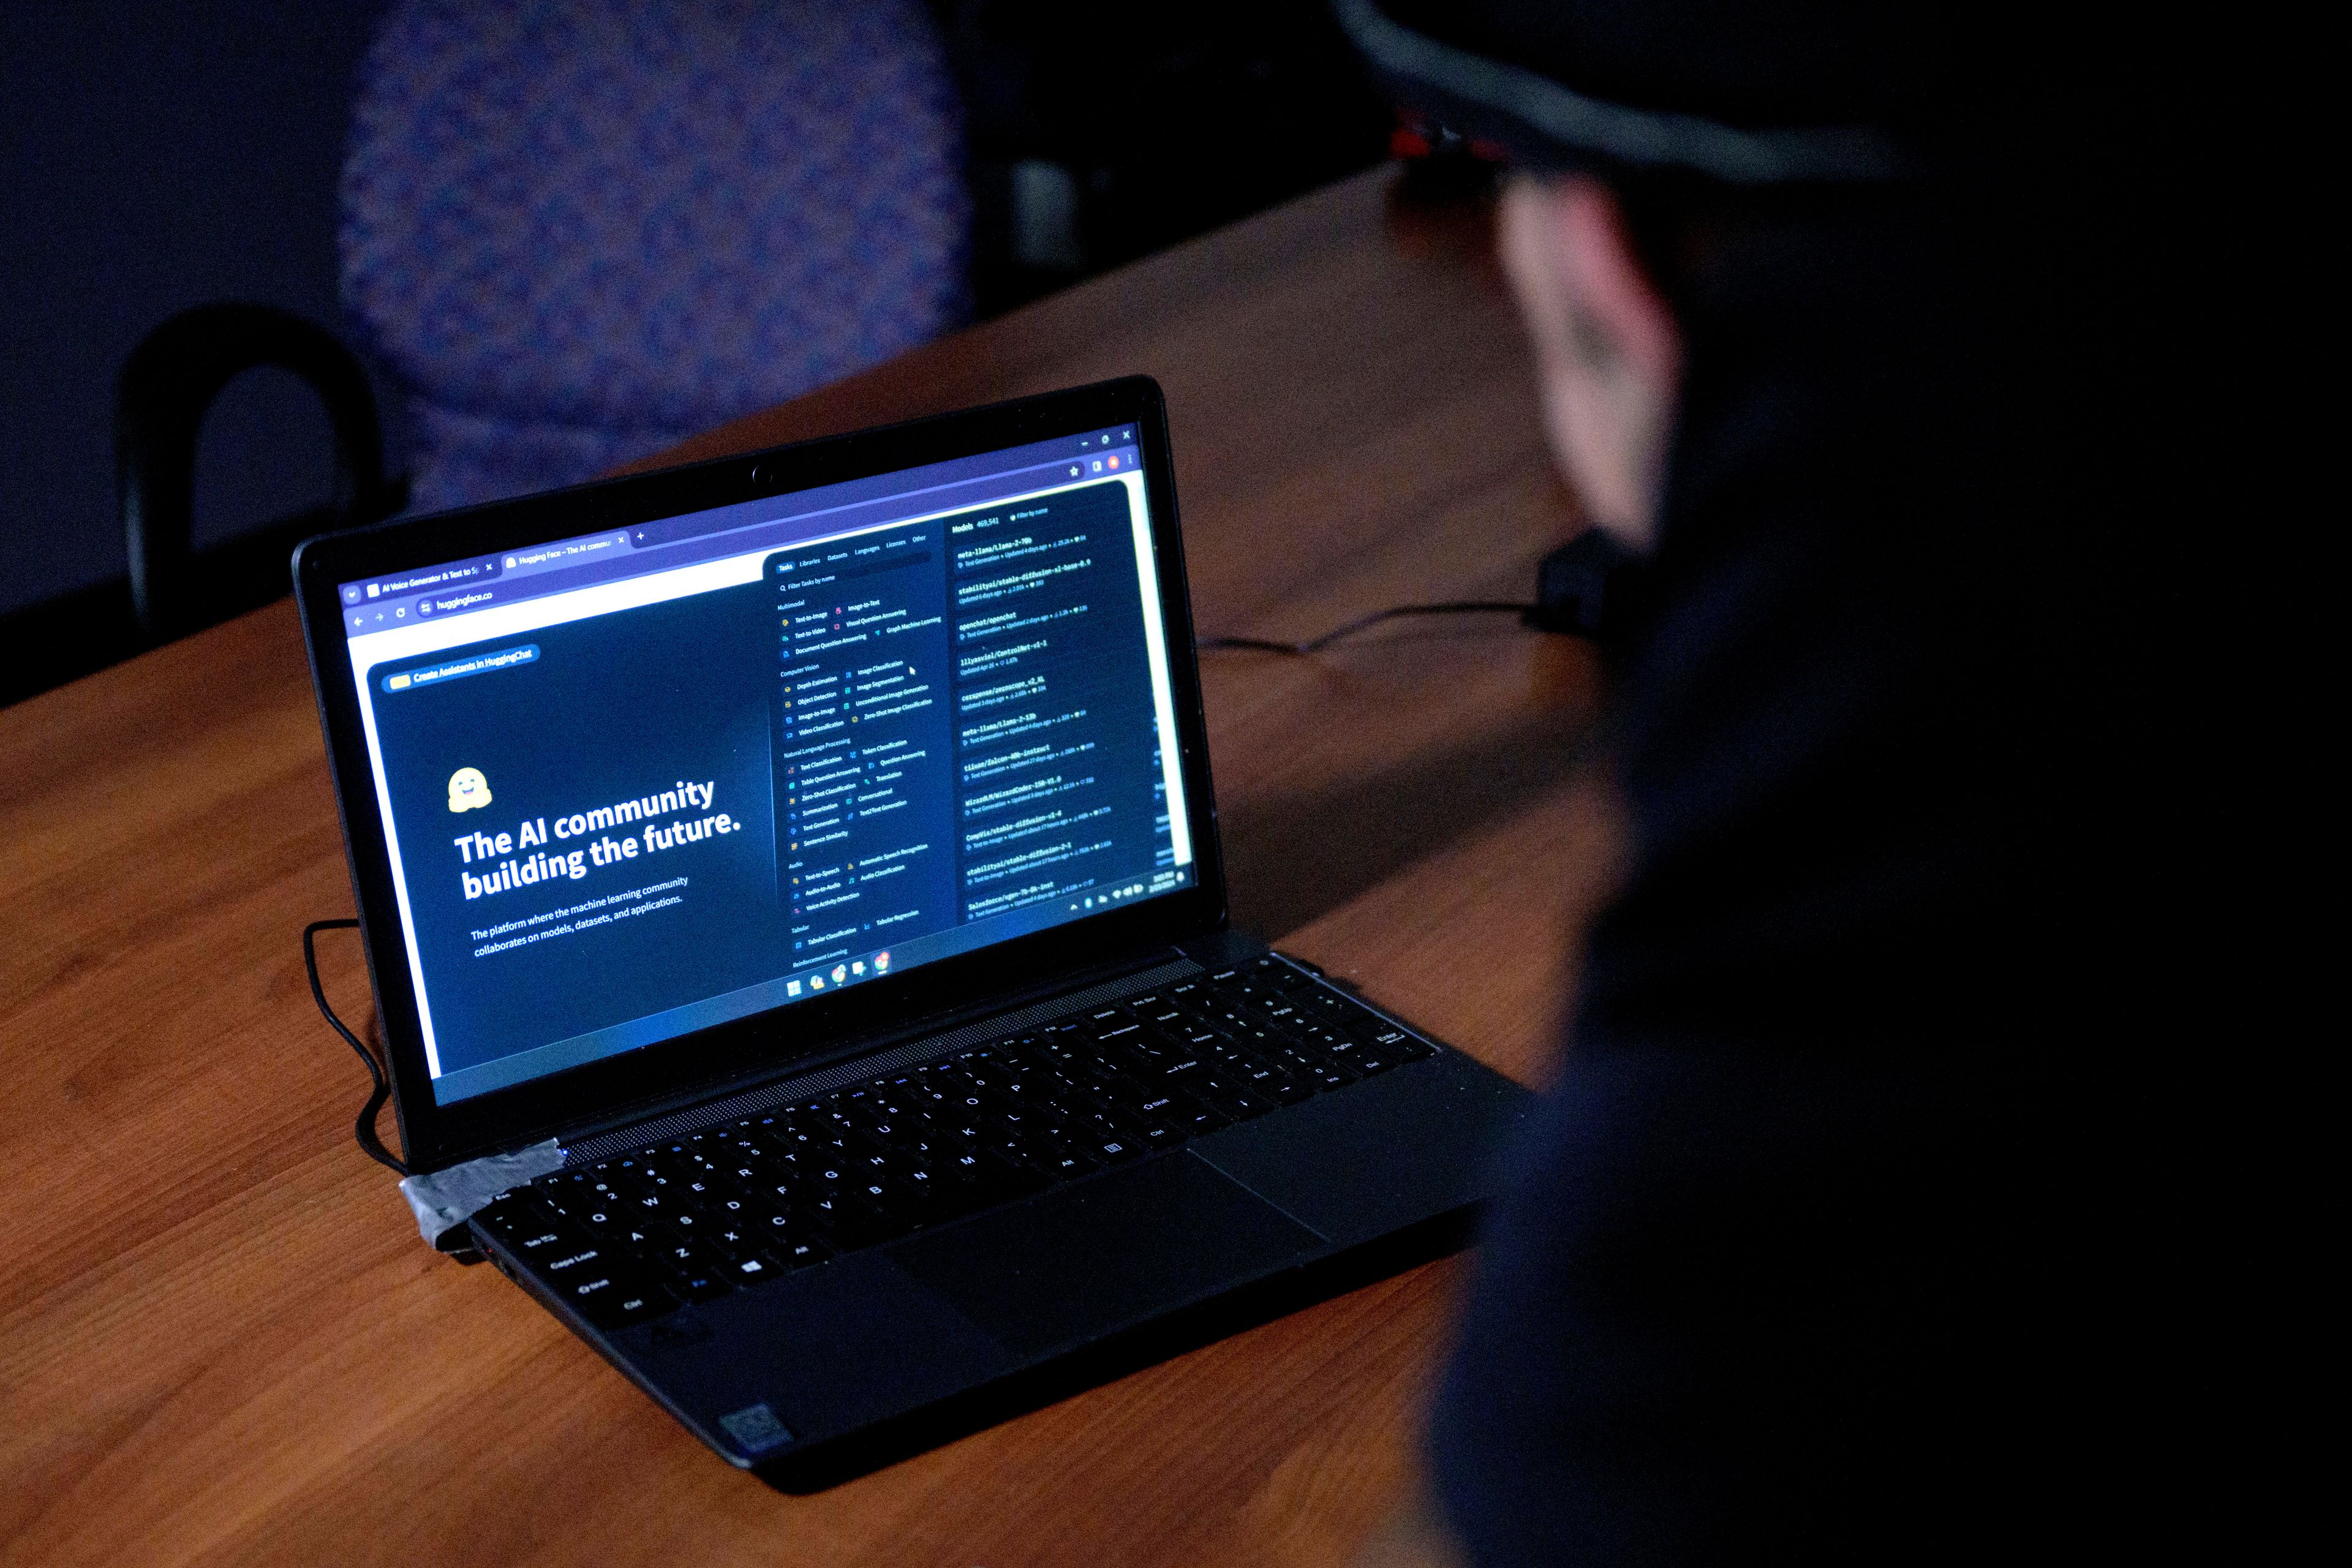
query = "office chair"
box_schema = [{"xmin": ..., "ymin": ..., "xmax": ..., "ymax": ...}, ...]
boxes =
[
  {"xmin": 116, "ymin": 303, "xmax": 407, "ymax": 646},
  {"xmin": 339, "ymin": 0, "xmax": 970, "ymax": 513},
  {"xmin": 96, "ymin": 0, "xmax": 963, "ymax": 686}
]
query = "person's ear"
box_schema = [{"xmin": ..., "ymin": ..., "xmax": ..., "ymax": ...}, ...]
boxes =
[{"xmin": 1498, "ymin": 176, "xmax": 1683, "ymax": 550}]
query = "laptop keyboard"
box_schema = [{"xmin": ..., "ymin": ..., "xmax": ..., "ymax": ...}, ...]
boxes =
[{"xmin": 470, "ymin": 956, "xmax": 1437, "ymax": 1331}]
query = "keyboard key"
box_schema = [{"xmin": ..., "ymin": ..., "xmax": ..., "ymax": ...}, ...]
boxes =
[
  {"xmin": 1304, "ymin": 1060, "xmax": 1357, "ymax": 1091},
  {"xmin": 543, "ymin": 1197, "xmax": 629, "ymax": 1238},
  {"xmin": 704, "ymin": 1223, "xmax": 766, "ymax": 1261},
  {"xmin": 1227, "ymin": 1054, "xmax": 1314, "ymax": 1103},
  {"xmin": 1193, "ymin": 1002, "xmax": 1256, "ymax": 1033},
  {"xmin": 772, "ymin": 1235, "xmax": 832, "ymax": 1270},
  {"xmin": 1133, "ymin": 1089, "xmax": 1190, "ymax": 1122},
  {"xmin": 852, "ymin": 1174, "xmax": 921, "ymax": 1215},
  {"xmin": 738, "ymin": 1202, "xmax": 807, "ymax": 1244},
  {"xmin": 631, "ymin": 1188, "xmax": 698, "ymax": 1224},
  {"xmin": 899, "ymin": 1078, "xmax": 960, "ymax": 1116},
  {"xmin": 1210, "ymin": 1087, "xmax": 1278, "ymax": 1121},
  {"xmin": 1087, "ymin": 1020, "xmax": 1151, "ymax": 1054},
  {"xmin": 963, "ymin": 1156, "xmax": 1033, "ymax": 1208},
  {"xmin": 1250, "ymin": 953, "xmax": 1319, "ymax": 990},
  {"xmin": 804, "ymin": 1191, "xmax": 889, "ymax": 1249},
  {"xmin": 937, "ymin": 1115, "xmax": 990, "ymax": 1148},
  {"xmin": 729, "ymin": 1252, "xmax": 784, "ymax": 1285},
  {"xmin": 780, "ymin": 1155, "xmax": 853, "ymax": 1189},
  {"xmin": 653, "ymin": 1235, "xmax": 709, "ymax": 1269},
  {"xmin": 1167, "ymin": 1098, "xmax": 1232, "ymax": 1137},
  {"xmin": 921, "ymin": 1151, "xmax": 1035, "ymax": 1216},
  {"xmin": 538, "ymin": 1238, "xmax": 620, "ymax": 1283},
  {"xmin": 671, "ymin": 1267, "xmax": 735, "ymax": 1301},
  {"xmin": 1066, "ymin": 1106, "xmax": 1147, "ymax": 1147},
  {"xmin": 1354, "ymin": 1023, "xmax": 1434, "ymax": 1061},
  {"xmin": 848, "ymin": 1145, "xmax": 912, "ymax": 1180},
  {"xmin": 1251, "ymin": 998, "xmax": 1306, "ymax": 1028},
  {"xmin": 545, "ymin": 1251, "xmax": 671, "ymax": 1321},
  {"xmin": 1301, "ymin": 989, "xmax": 1359, "ymax": 1020},
  {"xmin": 1029, "ymin": 1142, "xmax": 1102, "ymax": 1181},
  {"xmin": 601, "ymin": 1156, "xmax": 658, "ymax": 1193},
  {"xmin": 472, "ymin": 1197, "xmax": 579, "ymax": 1263},
  {"xmin": 654, "ymin": 1238, "xmax": 736, "ymax": 1300},
  {"xmin": 1289, "ymin": 1023, "xmax": 1357, "ymax": 1058},
  {"xmin": 1114, "ymin": 1028, "xmax": 1183, "ymax": 1068},
  {"xmin": 1085, "ymin": 1071, "xmax": 1160, "ymax": 1114},
  {"xmin": 1221, "ymin": 1023, "xmax": 1300, "ymax": 1058},
  {"xmin": 576, "ymin": 1276, "xmax": 676, "ymax": 1330}
]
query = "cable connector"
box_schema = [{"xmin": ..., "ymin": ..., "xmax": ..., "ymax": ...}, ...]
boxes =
[{"xmin": 1525, "ymin": 529, "xmax": 1640, "ymax": 640}]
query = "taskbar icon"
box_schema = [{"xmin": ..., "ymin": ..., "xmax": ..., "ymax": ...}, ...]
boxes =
[{"xmin": 793, "ymin": 949, "xmax": 892, "ymax": 998}]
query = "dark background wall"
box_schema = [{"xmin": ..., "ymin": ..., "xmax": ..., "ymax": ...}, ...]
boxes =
[{"xmin": 0, "ymin": 2, "xmax": 395, "ymax": 620}]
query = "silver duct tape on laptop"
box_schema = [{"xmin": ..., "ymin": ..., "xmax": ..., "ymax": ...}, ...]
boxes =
[{"xmin": 400, "ymin": 1139, "xmax": 567, "ymax": 1248}]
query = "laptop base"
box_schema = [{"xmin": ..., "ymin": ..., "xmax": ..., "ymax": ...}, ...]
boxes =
[{"xmin": 477, "ymin": 933, "xmax": 1532, "ymax": 1485}]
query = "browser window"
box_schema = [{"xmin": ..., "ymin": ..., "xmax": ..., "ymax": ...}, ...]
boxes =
[{"xmin": 337, "ymin": 426, "xmax": 1194, "ymax": 1104}]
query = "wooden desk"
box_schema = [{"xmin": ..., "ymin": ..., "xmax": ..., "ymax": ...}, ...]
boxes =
[{"xmin": 0, "ymin": 168, "xmax": 1619, "ymax": 1567}]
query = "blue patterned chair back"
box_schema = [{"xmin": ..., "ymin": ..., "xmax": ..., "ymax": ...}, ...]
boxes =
[{"xmin": 342, "ymin": 0, "xmax": 968, "ymax": 513}]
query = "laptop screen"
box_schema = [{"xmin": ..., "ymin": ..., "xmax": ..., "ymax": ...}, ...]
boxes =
[{"xmin": 333, "ymin": 425, "xmax": 1196, "ymax": 1104}]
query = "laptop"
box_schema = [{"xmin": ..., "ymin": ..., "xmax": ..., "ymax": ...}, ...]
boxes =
[{"xmin": 294, "ymin": 375, "xmax": 1532, "ymax": 1487}]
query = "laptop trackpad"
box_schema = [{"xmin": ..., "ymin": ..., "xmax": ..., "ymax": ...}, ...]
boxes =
[{"xmin": 887, "ymin": 1152, "xmax": 1325, "ymax": 1360}]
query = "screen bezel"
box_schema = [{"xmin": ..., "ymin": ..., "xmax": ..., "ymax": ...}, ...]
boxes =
[{"xmin": 295, "ymin": 377, "xmax": 1226, "ymax": 1172}]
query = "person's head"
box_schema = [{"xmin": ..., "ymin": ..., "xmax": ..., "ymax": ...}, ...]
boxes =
[{"xmin": 1333, "ymin": 0, "xmax": 2018, "ymax": 554}]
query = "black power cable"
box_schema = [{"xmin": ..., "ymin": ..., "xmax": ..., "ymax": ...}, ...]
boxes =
[
  {"xmin": 303, "ymin": 918, "xmax": 409, "ymax": 1176},
  {"xmin": 1199, "ymin": 599, "xmax": 1538, "ymax": 655},
  {"xmin": 1199, "ymin": 533, "xmax": 1645, "ymax": 657}
]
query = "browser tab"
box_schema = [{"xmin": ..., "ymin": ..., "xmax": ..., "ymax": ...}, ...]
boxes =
[{"xmin": 348, "ymin": 425, "xmax": 1139, "ymax": 633}]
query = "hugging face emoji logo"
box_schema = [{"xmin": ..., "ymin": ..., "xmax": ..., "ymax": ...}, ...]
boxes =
[{"xmin": 447, "ymin": 767, "xmax": 492, "ymax": 813}]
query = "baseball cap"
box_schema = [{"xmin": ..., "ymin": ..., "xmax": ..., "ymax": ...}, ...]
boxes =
[{"xmin": 1330, "ymin": 0, "xmax": 1991, "ymax": 184}]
